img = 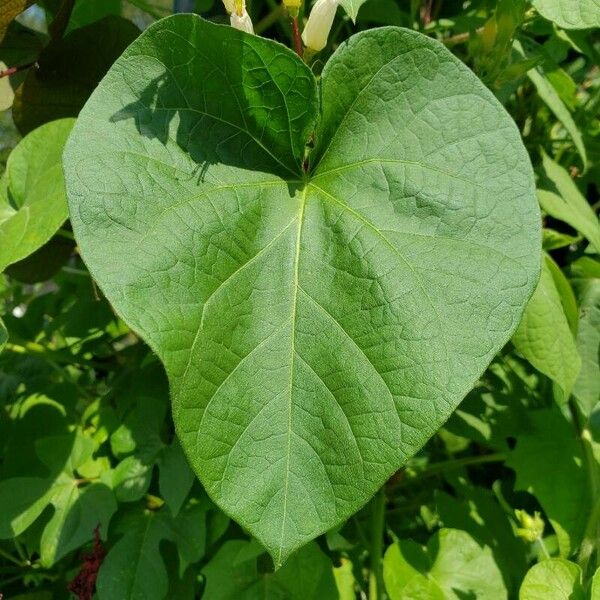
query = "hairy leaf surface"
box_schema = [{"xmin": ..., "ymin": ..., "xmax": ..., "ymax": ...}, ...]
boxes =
[{"xmin": 64, "ymin": 15, "xmax": 541, "ymax": 564}]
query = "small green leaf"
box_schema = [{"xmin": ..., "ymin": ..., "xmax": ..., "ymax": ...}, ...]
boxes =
[
  {"xmin": 383, "ymin": 528, "xmax": 507, "ymax": 600},
  {"xmin": 112, "ymin": 455, "xmax": 152, "ymax": 502},
  {"xmin": 572, "ymin": 279, "xmax": 600, "ymax": 415},
  {"xmin": 542, "ymin": 228, "xmax": 580, "ymax": 251},
  {"xmin": 537, "ymin": 152, "xmax": 600, "ymax": 253},
  {"xmin": 591, "ymin": 566, "xmax": 600, "ymax": 599},
  {"xmin": 334, "ymin": 558, "xmax": 356, "ymax": 600},
  {"xmin": 158, "ymin": 439, "xmax": 194, "ymax": 517},
  {"xmin": 515, "ymin": 42, "xmax": 587, "ymax": 167},
  {"xmin": 0, "ymin": 118, "xmax": 75, "ymax": 273},
  {"xmin": 39, "ymin": 481, "xmax": 116, "ymax": 567},
  {"xmin": 507, "ymin": 409, "xmax": 590, "ymax": 557},
  {"xmin": 0, "ymin": 477, "xmax": 55, "ymax": 538},
  {"xmin": 545, "ymin": 253, "xmax": 578, "ymax": 335},
  {"xmin": 435, "ymin": 487, "xmax": 528, "ymax": 593},
  {"xmin": 0, "ymin": 431, "xmax": 116, "ymax": 567},
  {"xmin": 97, "ymin": 510, "xmax": 172, "ymax": 600},
  {"xmin": 532, "ymin": 0, "xmax": 600, "ymax": 30},
  {"xmin": 519, "ymin": 558, "xmax": 584, "ymax": 599},
  {"xmin": 512, "ymin": 255, "xmax": 581, "ymax": 398},
  {"xmin": 97, "ymin": 505, "xmax": 207, "ymax": 600},
  {"xmin": 338, "ymin": 0, "xmax": 368, "ymax": 22},
  {"xmin": 64, "ymin": 15, "xmax": 541, "ymax": 564},
  {"xmin": 202, "ymin": 540, "xmax": 338, "ymax": 599}
]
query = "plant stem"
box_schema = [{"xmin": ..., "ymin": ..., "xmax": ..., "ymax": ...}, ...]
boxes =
[
  {"xmin": 406, "ymin": 452, "xmax": 506, "ymax": 483},
  {"xmin": 0, "ymin": 61, "xmax": 37, "ymax": 79},
  {"xmin": 49, "ymin": 0, "xmax": 76, "ymax": 40},
  {"xmin": 0, "ymin": 547, "xmax": 23, "ymax": 567},
  {"xmin": 444, "ymin": 27, "xmax": 484, "ymax": 47},
  {"xmin": 570, "ymin": 399, "xmax": 600, "ymax": 575},
  {"xmin": 578, "ymin": 426, "xmax": 600, "ymax": 574},
  {"xmin": 255, "ymin": 5, "xmax": 285, "ymax": 34},
  {"xmin": 369, "ymin": 487, "xmax": 386, "ymax": 600},
  {"xmin": 537, "ymin": 537, "xmax": 551, "ymax": 559},
  {"xmin": 291, "ymin": 16, "xmax": 304, "ymax": 58}
]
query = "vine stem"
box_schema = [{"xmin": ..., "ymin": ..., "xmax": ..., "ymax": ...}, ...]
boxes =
[
  {"xmin": 577, "ymin": 426, "xmax": 600, "ymax": 574},
  {"xmin": 49, "ymin": 0, "xmax": 76, "ymax": 40},
  {"xmin": 369, "ymin": 487, "xmax": 386, "ymax": 600},
  {"xmin": 255, "ymin": 5, "xmax": 285, "ymax": 34},
  {"xmin": 569, "ymin": 399, "xmax": 600, "ymax": 576},
  {"xmin": 0, "ymin": 61, "xmax": 37, "ymax": 79},
  {"xmin": 0, "ymin": 547, "xmax": 23, "ymax": 567},
  {"xmin": 291, "ymin": 16, "xmax": 304, "ymax": 58},
  {"xmin": 392, "ymin": 452, "xmax": 506, "ymax": 488}
]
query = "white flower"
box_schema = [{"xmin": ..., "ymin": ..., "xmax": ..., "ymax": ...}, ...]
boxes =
[
  {"xmin": 222, "ymin": 0, "xmax": 235, "ymax": 13},
  {"xmin": 301, "ymin": 0, "xmax": 339, "ymax": 52},
  {"xmin": 230, "ymin": 9, "xmax": 254, "ymax": 34}
]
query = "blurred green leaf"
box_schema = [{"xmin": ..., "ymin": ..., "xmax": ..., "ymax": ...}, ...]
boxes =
[
  {"xmin": 515, "ymin": 41, "xmax": 587, "ymax": 168},
  {"xmin": 0, "ymin": 431, "xmax": 116, "ymax": 567},
  {"xmin": 537, "ymin": 153, "xmax": 600, "ymax": 253},
  {"xmin": 532, "ymin": 0, "xmax": 600, "ymax": 30},
  {"xmin": 512, "ymin": 255, "xmax": 580, "ymax": 398},
  {"xmin": 112, "ymin": 455, "xmax": 152, "ymax": 503},
  {"xmin": 435, "ymin": 487, "xmax": 527, "ymax": 594},
  {"xmin": 542, "ymin": 228, "xmax": 580, "ymax": 250},
  {"xmin": 383, "ymin": 528, "xmax": 507, "ymax": 599},
  {"xmin": 338, "ymin": 0, "xmax": 368, "ymax": 22},
  {"xmin": 519, "ymin": 558, "xmax": 584, "ymax": 599},
  {"xmin": 97, "ymin": 504, "xmax": 207, "ymax": 600},
  {"xmin": 158, "ymin": 439, "xmax": 194, "ymax": 517},
  {"xmin": 571, "ymin": 279, "xmax": 600, "ymax": 415},
  {"xmin": 0, "ymin": 118, "xmax": 74, "ymax": 273},
  {"xmin": 507, "ymin": 409, "xmax": 590, "ymax": 557},
  {"xmin": 202, "ymin": 539, "xmax": 338, "ymax": 599}
]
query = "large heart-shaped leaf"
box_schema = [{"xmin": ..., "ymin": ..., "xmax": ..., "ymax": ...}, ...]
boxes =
[{"xmin": 64, "ymin": 16, "xmax": 541, "ymax": 564}]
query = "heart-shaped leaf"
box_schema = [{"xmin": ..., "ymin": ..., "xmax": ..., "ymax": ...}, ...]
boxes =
[
  {"xmin": 64, "ymin": 15, "xmax": 541, "ymax": 565},
  {"xmin": 338, "ymin": 0, "xmax": 368, "ymax": 22}
]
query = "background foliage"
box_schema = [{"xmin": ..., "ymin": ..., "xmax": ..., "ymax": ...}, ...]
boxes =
[{"xmin": 0, "ymin": 0, "xmax": 599, "ymax": 598}]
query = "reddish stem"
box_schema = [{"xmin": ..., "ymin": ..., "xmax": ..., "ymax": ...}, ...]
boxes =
[
  {"xmin": 0, "ymin": 61, "xmax": 37, "ymax": 79},
  {"xmin": 291, "ymin": 16, "xmax": 304, "ymax": 58}
]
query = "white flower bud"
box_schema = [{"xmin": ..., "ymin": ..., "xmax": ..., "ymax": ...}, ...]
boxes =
[
  {"xmin": 301, "ymin": 0, "xmax": 338, "ymax": 52},
  {"xmin": 230, "ymin": 9, "xmax": 254, "ymax": 34},
  {"xmin": 222, "ymin": 0, "xmax": 235, "ymax": 13}
]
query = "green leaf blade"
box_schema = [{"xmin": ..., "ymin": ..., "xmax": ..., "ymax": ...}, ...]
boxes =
[
  {"xmin": 532, "ymin": 0, "xmax": 600, "ymax": 30},
  {"xmin": 64, "ymin": 17, "xmax": 541, "ymax": 565},
  {"xmin": 519, "ymin": 558, "xmax": 584, "ymax": 600},
  {"xmin": 0, "ymin": 118, "xmax": 75, "ymax": 273}
]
